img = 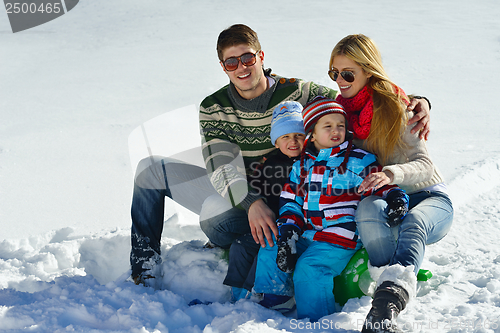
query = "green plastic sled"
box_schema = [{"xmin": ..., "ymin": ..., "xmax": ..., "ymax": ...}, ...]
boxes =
[{"xmin": 333, "ymin": 248, "xmax": 433, "ymax": 306}]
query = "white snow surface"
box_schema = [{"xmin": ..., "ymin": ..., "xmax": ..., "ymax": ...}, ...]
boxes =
[{"xmin": 1, "ymin": 0, "xmax": 500, "ymax": 332}]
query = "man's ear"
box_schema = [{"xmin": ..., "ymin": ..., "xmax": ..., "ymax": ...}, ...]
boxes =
[{"xmin": 259, "ymin": 50, "xmax": 265, "ymax": 63}]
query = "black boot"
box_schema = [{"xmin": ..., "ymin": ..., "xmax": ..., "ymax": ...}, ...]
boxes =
[{"xmin": 362, "ymin": 281, "xmax": 409, "ymax": 333}]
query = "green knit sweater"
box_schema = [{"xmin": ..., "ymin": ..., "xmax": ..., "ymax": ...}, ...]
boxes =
[{"xmin": 199, "ymin": 70, "xmax": 337, "ymax": 211}]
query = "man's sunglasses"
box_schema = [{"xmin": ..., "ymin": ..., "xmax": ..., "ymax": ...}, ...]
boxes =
[
  {"xmin": 222, "ymin": 51, "xmax": 260, "ymax": 72},
  {"xmin": 328, "ymin": 70, "xmax": 355, "ymax": 83}
]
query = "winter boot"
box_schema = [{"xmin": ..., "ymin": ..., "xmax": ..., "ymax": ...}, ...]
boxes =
[
  {"xmin": 133, "ymin": 272, "xmax": 155, "ymax": 286},
  {"xmin": 362, "ymin": 281, "xmax": 409, "ymax": 333},
  {"xmin": 258, "ymin": 294, "xmax": 296, "ymax": 315},
  {"xmin": 132, "ymin": 254, "xmax": 163, "ymax": 290}
]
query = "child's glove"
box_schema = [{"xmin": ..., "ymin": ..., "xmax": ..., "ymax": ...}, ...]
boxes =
[
  {"xmin": 276, "ymin": 224, "xmax": 300, "ymax": 273},
  {"xmin": 385, "ymin": 189, "xmax": 409, "ymax": 227}
]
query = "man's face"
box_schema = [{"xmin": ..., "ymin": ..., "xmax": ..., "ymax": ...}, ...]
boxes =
[{"xmin": 220, "ymin": 44, "xmax": 266, "ymax": 100}]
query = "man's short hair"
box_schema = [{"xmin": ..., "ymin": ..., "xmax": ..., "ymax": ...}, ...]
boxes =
[{"xmin": 216, "ymin": 24, "xmax": 262, "ymax": 61}]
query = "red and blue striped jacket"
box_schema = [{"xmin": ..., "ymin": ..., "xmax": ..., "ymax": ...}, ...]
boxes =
[{"xmin": 278, "ymin": 140, "xmax": 401, "ymax": 249}]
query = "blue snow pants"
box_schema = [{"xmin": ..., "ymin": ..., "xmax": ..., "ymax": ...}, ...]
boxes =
[{"xmin": 254, "ymin": 236, "xmax": 361, "ymax": 321}]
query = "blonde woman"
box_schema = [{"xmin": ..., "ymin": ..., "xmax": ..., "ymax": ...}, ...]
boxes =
[{"xmin": 329, "ymin": 34, "xmax": 453, "ymax": 333}]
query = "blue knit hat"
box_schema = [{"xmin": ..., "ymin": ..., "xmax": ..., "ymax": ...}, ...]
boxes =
[{"xmin": 270, "ymin": 101, "xmax": 305, "ymax": 145}]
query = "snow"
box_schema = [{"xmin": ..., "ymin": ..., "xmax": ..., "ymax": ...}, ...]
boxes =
[
  {"xmin": 1, "ymin": 0, "xmax": 500, "ymax": 332},
  {"xmin": 375, "ymin": 264, "xmax": 417, "ymax": 299}
]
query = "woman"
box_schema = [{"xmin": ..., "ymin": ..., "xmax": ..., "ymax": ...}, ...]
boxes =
[{"xmin": 329, "ymin": 34, "xmax": 453, "ymax": 333}]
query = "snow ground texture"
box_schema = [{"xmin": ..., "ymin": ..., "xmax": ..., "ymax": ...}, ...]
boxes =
[
  {"xmin": 1, "ymin": 168, "xmax": 500, "ymax": 332},
  {"xmin": 1, "ymin": 0, "xmax": 500, "ymax": 332}
]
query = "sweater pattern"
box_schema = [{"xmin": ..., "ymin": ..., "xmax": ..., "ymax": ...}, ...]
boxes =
[{"xmin": 200, "ymin": 71, "xmax": 338, "ymax": 210}]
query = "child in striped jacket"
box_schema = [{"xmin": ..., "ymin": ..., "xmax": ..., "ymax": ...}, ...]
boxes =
[{"xmin": 254, "ymin": 97, "xmax": 409, "ymax": 321}]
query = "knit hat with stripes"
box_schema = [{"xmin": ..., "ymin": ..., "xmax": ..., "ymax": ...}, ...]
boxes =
[
  {"xmin": 299, "ymin": 96, "xmax": 352, "ymax": 178},
  {"xmin": 302, "ymin": 96, "xmax": 347, "ymax": 136},
  {"xmin": 270, "ymin": 101, "xmax": 305, "ymax": 145}
]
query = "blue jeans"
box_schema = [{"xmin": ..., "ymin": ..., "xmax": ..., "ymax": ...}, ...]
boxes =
[
  {"xmin": 254, "ymin": 236, "xmax": 360, "ymax": 321},
  {"xmin": 356, "ymin": 191, "xmax": 453, "ymax": 274},
  {"xmin": 223, "ymin": 233, "xmax": 260, "ymax": 291},
  {"xmin": 130, "ymin": 156, "xmax": 250, "ymax": 278}
]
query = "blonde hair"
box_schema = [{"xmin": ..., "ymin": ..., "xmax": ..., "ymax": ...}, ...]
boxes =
[{"xmin": 329, "ymin": 34, "xmax": 409, "ymax": 165}]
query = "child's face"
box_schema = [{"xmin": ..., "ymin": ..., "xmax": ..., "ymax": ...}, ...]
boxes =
[
  {"xmin": 311, "ymin": 113, "xmax": 346, "ymax": 151},
  {"xmin": 275, "ymin": 133, "xmax": 305, "ymax": 158}
]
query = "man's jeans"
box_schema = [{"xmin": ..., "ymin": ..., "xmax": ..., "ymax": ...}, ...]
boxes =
[
  {"xmin": 130, "ymin": 156, "xmax": 250, "ymax": 278},
  {"xmin": 356, "ymin": 190, "xmax": 453, "ymax": 274},
  {"xmin": 223, "ymin": 233, "xmax": 260, "ymax": 291}
]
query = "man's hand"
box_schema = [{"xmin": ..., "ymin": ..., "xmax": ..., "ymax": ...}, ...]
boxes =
[
  {"xmin": 407, "ymin": 97, "xmax": 430, "ymax": 140},
  {"xmin": 248, "ymin": 199, "xmax": 278, "ymax": 248}
]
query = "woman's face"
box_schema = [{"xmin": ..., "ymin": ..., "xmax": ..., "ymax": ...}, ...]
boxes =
[{"xmin": 331, "ymin": 55, "xmax": 372, "ymax": 99}]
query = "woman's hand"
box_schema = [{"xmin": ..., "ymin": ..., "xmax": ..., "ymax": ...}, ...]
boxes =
[
  {"xmin": 358, "ymin": 171, "xmax": 394, "ymax": 193},
  {"xmin": 407, "ymin": 97, "xmax": 430, "ymax": 140}
]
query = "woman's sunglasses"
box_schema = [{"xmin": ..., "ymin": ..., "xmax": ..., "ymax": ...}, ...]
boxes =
[
  {"xmin": 222, "ymin": 51, "xmax": 259, "ymax": 72},
  {"xmin": 328, "ymin": 70, "xmax": 355, "ymax": 83}
]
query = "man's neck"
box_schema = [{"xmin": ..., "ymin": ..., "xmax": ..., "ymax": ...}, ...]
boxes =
[{"xmin": 227, "ymin": 71, "xmax": 276, "ymax": 114}]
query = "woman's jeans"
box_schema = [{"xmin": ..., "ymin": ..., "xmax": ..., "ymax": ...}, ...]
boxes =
[
  {"xmin": 356, "ymin": 191, "xmax": 453, "ymax": 275},
  {"xmin": 130, "ymin": 156, "xmax": 250, "ymax": 278}
]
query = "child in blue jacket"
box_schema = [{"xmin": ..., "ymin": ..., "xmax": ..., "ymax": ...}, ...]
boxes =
[
  {"xmin": 223, "ymin": 101, "xmax": 306, "ymax": 301},
  {"xmin": 254, "ymin": 97, "xmax": 409, "ymax": 321}
]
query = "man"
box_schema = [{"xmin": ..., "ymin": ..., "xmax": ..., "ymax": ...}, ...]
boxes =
[{"xmin": 130, "ymin": 24, "xmax": 430, "ymax": 285}]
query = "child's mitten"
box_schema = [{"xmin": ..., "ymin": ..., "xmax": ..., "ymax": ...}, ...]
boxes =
[
  {"xmin": 276, "ymin": 224, "xmax": 300, "ymax": 273},
  {"xmin": 385, "ymin": 189, "xmax": 410, "ymax": 227}
]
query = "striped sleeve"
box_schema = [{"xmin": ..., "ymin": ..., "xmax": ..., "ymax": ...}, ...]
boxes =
[
  {"xmin": 306, "ymin": 81, "xmax": 338, "ymax": 102},
  {"xmin": 276, "ymin": 162, "xmax": 306, "ymax": 230}
]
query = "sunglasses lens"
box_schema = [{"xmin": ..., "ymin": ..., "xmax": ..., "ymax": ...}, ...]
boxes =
[
  {"xmin": 223, "ymin": 52, "xmax": 257, "ymax": 71},
  {"xmin": 224, "ymin": 58, "xmax": 239, "ymax": 71},
  {"xmin": 341, "ymin": 71, "xmax": 355, "ymax": 83},
  {"xmin": 329, "ymin": 70, "xmax": 355, "ymax": 83},
  {"xmin": 240, "ymin": 53, "xmax": 257, "ymax": 66},
  {"xmin": 328, "ymin": 70, "xmax": 339, "ymax": 81}
]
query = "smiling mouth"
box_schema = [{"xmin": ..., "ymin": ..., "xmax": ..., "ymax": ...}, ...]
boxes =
[
  {"xmin": 238, "ymin": 73, "xmax": 250, "ymax": 79},
  {"xmin": 340, "ymin": 85, "xmax": 351, "ymax": 89}
]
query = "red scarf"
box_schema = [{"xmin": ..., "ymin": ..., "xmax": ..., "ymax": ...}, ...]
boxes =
[{"xmin": 336, "ymin": 86, "xmax": 373, "ymax": 140}]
